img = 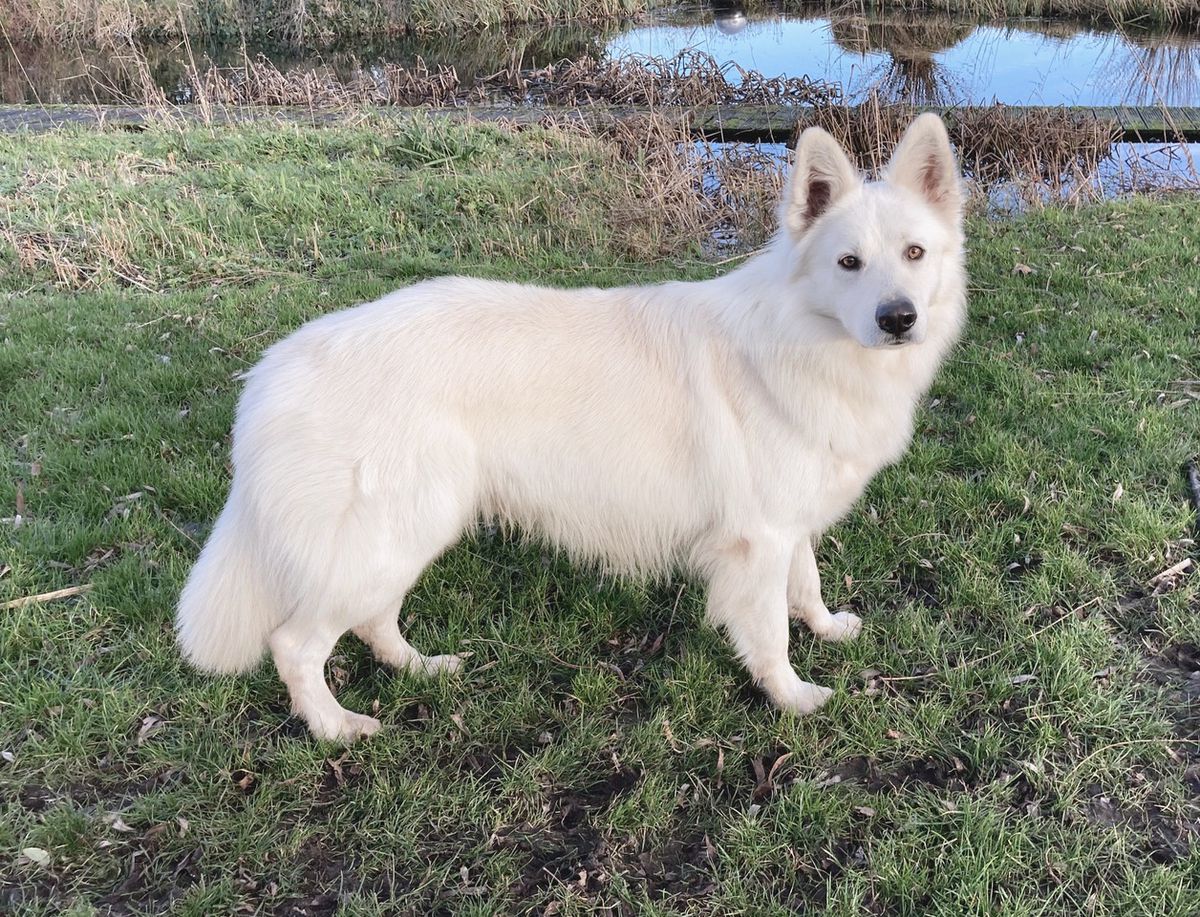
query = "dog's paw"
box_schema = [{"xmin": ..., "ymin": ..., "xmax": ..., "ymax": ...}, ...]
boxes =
[
  {"xmin": 815, "ymin": 611, "xmax": 862, "ymax": 643},
  {"xmin": 417, "ymin": 653, "xmax": 462, "ymax": 676},
  {"xmin": 310, "ymin": 710, "xmax": 383, "ymax": 744},
  {"xmin": 763, "ymin": 672, "xmax": 834, "ymax": 715}
]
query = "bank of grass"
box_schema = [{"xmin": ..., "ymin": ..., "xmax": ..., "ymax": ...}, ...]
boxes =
[
  {"xmin": 1, "ymin": 118, "xmax": 1199, "ymax": 915},
  {"xmin": 5, "ymin": 0, "xmax": 1198, "ymax": 47}
]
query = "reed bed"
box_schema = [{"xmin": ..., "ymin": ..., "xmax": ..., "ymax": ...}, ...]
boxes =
[
  {"xmin": 553, "ymin": 100, "xmax": 1135, "ymax": 259},
  {"xmin": 192, "ymin": 51, "xmax": 841, "ymax": 108},
  {"xmin": 0, "ymin": 0, "xmax": 645, "ymax": 46},
  {"xmin": 488, "ymin": 51, "xmax": 841, "ymax": 106},
  {"xmin": 795, "ymin": 94, "xmax": 1122, "ymax": 204},
  {"xmin": 4, "ymin": 0, "xmax": 1199, "ymax": 48}
]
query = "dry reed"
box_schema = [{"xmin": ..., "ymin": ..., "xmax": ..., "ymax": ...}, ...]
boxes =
[
  {"xmin": 5, "ymin": 0, "xmax": 1199, "ymax": 48},
  {"xmin": 189, "ymin": 51, "xmax": 840, "ymax": 109},
  {"xmin": 486, "ymin": 51, "xmax": 840, "ymax": 106},
  {"xmin": 795, "ymin": 94, "xmax": 1120, "ymax": 205}
]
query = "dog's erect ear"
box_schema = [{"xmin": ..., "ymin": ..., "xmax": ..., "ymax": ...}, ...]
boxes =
[
  {"xmin": 782, "ymin": 126, "xmax": 859, "ymax": 240},
  {"xmin": 885, "ymin": 114, "xmax": 962, "ymax": 223}
]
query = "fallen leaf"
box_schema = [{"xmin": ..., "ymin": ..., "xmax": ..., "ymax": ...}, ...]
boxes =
[
  {"xmin": 1010, "ymin": 674, "xmax": 1037, "ymax": 685},
  {"xmin": 854, "ymin": 805, "xmax": 877, "ymax": 817},
  {"xmin": 21, "ymin": 847, "xmax": 50, "ymax": 868},
  {"xmin": 1013, "ymin": 262, "xmax": 1035, "ymax": 275},
  {"xmin": 230, "ymin": 769, "xmax": 257, "ymax": 794},
  {"xmin": 1111, "ymin": 483, "xmax": 1124, "ymax": 503},
  {"xmin": 326, "ymin": 753, "xmax": 347, "ymax": 786},
  {"xmin": 662, "ymin": 718, "xmax": 681, "ymax": 752},
  {"xmin": 104, "ymin": 814, "xmax": 134, "ymax": 833},
  {"xmin": 137, "ymin": 714, "xmax": 166, "ymax": 745}
]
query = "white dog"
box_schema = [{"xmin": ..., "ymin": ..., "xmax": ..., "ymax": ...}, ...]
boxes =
[{"xmin": 177, "ymin": 115, "xmax": 966, "ymax": 742}]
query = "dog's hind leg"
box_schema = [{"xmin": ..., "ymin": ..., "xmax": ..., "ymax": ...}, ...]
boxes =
[
  {"xmin": 353, "ymin": 613, "xmax": 462, "ymax": 676},
  {"xmin": 269, "ymin": 616, "xmax": 382, "ymax": 743},
  {"xmin": 705, "ymin": 532, "xmax": 833, "ymax": 715},
  {"xmin": 787, "ymin": 537, "xmax": 862, "ymax": 642},
  {"xmin": 268, "ymin": 467, "xmax": 471, "ymax": 742}
]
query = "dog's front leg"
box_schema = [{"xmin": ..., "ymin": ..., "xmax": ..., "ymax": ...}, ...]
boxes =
[
  {"xmin": 706, "ymin": 533, "xmax": 833, "ymax": 714},
  {"xmin": 787, "ymin": 537, "xmax": 862, "ymax": 641}
]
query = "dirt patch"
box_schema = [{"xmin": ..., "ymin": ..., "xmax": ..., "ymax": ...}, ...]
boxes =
[
  {"xmin": 460, "ymin": 742, "xmax": 530, "ymax": 782},
  {"xmin": 820, "ymin": 753, "xmax": 980, "ymax": 794},
  {"xmin": 1082, "ymin": 784, "xmax": 1197, "ymax": 864},
  {"xmin": 488, "ymin": 763, "xmax": 717, "ymax": 904}
]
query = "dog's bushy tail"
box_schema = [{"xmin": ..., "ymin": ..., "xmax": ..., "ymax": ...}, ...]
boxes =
[{"xmin": 176, "ymin": 500, "xmax": 279, "ymax": 674}]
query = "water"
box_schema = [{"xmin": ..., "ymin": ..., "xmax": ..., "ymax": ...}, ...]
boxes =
[{"xmin": 608, "ymin": 7, "xmax": 1200, "ymax": 106}]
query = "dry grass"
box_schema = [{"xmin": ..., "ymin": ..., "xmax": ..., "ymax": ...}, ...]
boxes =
[
  {"xmin": 4, "ymin": 0, "xmax": 1199, "ymax": 47},
  {"xmin": 563, "ymin": 113, "xmax": 786, "ymax": 257},
  {"xmin": 795, "ymin": 95, "xmax": 1122, "ymax": 207},
  {"xmin": 0, "ymin": 0, "xmax": 646, "ymax": 47},
  {"xmin": 539, "ymin": 100, "xmax": 1131, "ymax": 257},
  {"xmin": 868, "ymin": 0, "xmax": 1199, "ymax": 29},
  {"xmin": 189, "ymin": 51, "xmax": 841, "ymax": 109},
  {"xmin": 488, "ymin": 51, "xmax": 841, "ymax": 106}
]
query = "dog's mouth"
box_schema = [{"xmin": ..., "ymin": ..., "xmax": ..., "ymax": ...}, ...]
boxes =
[{"xmin": 886, "ymin": 335, "xmax": 910, "ymax": 346}]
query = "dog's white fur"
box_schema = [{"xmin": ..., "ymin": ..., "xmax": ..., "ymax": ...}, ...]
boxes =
[{"xmin": 177, "ymin": 115, "xmax": 966, "ymax": 742}]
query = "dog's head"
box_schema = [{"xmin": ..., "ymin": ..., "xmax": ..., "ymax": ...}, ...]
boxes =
[{"xmin": 778, "ymin": 114, "xmax": 964, "ymax": 349}]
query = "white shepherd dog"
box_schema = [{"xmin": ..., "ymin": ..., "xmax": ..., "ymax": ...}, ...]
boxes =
[{"xmin": 177, "ymin": 115, "xmax": 967, "ymax": 742}]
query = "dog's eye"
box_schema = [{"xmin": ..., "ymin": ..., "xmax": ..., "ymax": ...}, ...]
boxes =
[
  {"xmin": 906, "ymin": 245, "xmax": 925, "ymax": 262},
  {"xmin": 838, "ymin": 255, "xmax": 861, "ymax": 271}
]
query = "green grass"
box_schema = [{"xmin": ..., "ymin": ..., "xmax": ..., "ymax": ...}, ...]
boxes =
[{"xmin": 1, "ymin": 118, "xmax": 1199, "ymax": 915}]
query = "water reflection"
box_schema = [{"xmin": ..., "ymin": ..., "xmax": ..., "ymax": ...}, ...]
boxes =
[
  {"xmin": 609, "ymin": 5, "xmax": 1200, "ymax": 106},
  {"xmin": 711, "ymin": 0, "xmax": 750, "ymax": 35},
  {"xmin": 1111, "ymin": 34, "xmax": 1200, "ymax": 104},
  {"xmin": 827, "ymin": 16, "xmax": 971, "ymax": 105}
]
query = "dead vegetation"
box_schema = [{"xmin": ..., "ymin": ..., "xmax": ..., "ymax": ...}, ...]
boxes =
[
  {"xmin": 4, "ymin": 0, "xmax": 1199, "ymax": 48},
  {"xmin": 489, "ymin": 51, "xmax": 840, "ymax": 106},
  {"xmin": 191, "ymin": 51, "xmax": 840, "ymax": 109},
  {"xmin": 571, "ymin": 113, "xmax": 786, "ymax": 257},
  {"xmin": 793, "ymin": 94, "xmax": 1123, "ymax": 207}
]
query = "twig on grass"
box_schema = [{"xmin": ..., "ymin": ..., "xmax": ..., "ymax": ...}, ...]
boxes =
[
  {"xmin": 1, "ymin": 584, "xmax": 93, "ymax": 610},
  {"xmin": 1185, "ymin": 458, "xmax": 1200, "ymax": 536}
]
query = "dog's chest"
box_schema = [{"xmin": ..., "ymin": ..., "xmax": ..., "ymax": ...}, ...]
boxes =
[{"xmin": 799, "ymin": 378, "xmax": 919, "ymax": 525}]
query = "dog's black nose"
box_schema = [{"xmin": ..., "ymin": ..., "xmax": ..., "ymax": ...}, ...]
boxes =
[{"xmin": 875, "ymin": 298, "xmax": 917, "ymax": 336}]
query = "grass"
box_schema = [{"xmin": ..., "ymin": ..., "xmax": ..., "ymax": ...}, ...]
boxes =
[{"xmin": 1, "ymin": 116, "xmax": 1199, "ymax": 915}]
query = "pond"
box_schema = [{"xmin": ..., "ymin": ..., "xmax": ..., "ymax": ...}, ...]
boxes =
[
  {"xmin": 2, "ymin": 4, "xmax": 1199, "ymax": 107},
  {"xmin": 610, "ymin": 6, "xmax": 1200, "ymax": 106}
]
